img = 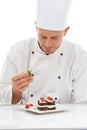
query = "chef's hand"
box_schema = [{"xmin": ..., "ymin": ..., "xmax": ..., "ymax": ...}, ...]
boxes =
[{"xmin": 11, "ymin": 72, "xmax": 33, "ymax": 104}]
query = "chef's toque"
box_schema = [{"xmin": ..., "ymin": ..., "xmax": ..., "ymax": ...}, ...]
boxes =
[{"xmin": 37, "ymin": 0, "xmax": 72, "ymax": 31}]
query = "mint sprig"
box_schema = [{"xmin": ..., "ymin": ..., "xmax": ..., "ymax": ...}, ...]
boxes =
[{"xmin": 27, "ymin": 70, "xmax": 33, "ymax": 76}]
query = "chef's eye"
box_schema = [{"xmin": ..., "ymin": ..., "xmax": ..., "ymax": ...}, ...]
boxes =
[
  {"xmin": 51, "ymin": 37, "xmax": 58, "ymax": 40},
  {"xmin": 51, "ymin": 37, "xmax": 61, "ymax": 40},
  {"xmin": 42, "ymin": 36, "xmax": 47, "ymax": 39}
]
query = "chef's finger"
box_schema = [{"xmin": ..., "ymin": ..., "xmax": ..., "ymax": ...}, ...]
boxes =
[
  {"xmin": 13, "ymin": 77, "xmax": 33, "ymax": 85},
  {"xmin": 12, "ymin": 72, "xmax": 29, "ymax": 81},
  {"xmin": 17, "ymin": 79, "xmax": 33, "ymax": 89},
  {"xmin": 18, "ymin": 86, "xmax": 29, "ymax": 93}
]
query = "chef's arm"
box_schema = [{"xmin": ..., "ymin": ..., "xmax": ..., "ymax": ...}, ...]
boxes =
[
  {"xmin": 11, "ymin": 72, "xmax": 33, "ymax": 104},
  {"xmin": 0, "ymin": 47, "xmax": 23, "ymax": 104},
  {"xmin": 0, "ymin": 57, "xmax": 18, "ymax": 104},
  {"xmin": 12, "ymin": 89, "xmax": 22, "ymax": 104},
  {"xmin": 0, "ymin": 41, "xmax": 31, "ymax": 104}
]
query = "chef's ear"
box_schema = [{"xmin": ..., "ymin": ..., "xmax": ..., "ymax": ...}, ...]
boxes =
[{"xmin": 64, "ymin": 26, "xmax": 70, "ymax": 36}]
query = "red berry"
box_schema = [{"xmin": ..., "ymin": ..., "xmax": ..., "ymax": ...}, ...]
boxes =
[
  {"xmin": 25, "ymin": 104, "xmax": 30, "ymax": 109},
  {"xmin": 40, "ymin": 97, "xmax": 46, "ymax": 102},
  {"xmin": 47, "ymin": 96, "xmax": 53, "ymax": 101},
  {"xmin": 29, "ymin": 104, "xmax": 33, "ymax": 107},
  {"xmin": 40, "ymin": 97, "xmax": 44, "ymax": 100}
]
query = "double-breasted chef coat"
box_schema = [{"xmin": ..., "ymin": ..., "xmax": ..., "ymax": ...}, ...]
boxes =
[{"xmin": 0, "ymin": 37, "xmax": 87, "ymax": 104}]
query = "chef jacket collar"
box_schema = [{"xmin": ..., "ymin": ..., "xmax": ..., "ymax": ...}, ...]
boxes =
[{"xmin": 34, "ymin": 37, "xmax": 64, "ymax": 56}]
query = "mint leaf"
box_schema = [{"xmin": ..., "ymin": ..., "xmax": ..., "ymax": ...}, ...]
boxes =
[{"xmin": 27, "ymin": 70, "xmax": 32, "ymax": 76}]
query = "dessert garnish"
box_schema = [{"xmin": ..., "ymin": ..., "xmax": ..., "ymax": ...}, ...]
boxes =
[
  {"xmin": 25, "ymin": 103, "xmax": 33, "ymax": 109},
  {"xmin": 27, "ymin": 70, "xmax": 33, "ymax": 76}
]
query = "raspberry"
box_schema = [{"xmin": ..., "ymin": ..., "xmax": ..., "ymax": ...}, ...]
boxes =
[
  {"xmin": 29, "ymin": 104, "xmax": 33, "ymax": 107},
  {"xmin": 25, "ymin": 104, "xmax": 30, "ymax": 109},
  {"xmin": 47, "ymin": 96, "xmax": 53, "ymax": 101},
  {"xmin": 40, "ymin": 97, "xmax": 46, "ymax": 102},
  {"xmin": 25, "ymin": 103, "xmax": 33, "ymax": 109}
]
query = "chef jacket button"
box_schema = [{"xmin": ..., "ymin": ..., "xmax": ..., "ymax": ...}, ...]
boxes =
[
  {"xmin": 32, "ymin": 51, "xmax": 34, "ymax": 54},
  {"xmin": 60, "ymin": 53, "xmax": 63, "ymax": 56},
  {"xmin": 58, "ymin": 76, "xmax": 61, "ymax": 79},
  {"xmin": 55, "ymin": 97, "xmax": 57, "ymax": 100},
  {"xmin": 32, "ymin": 74, "xmax": 34, "ymax": 76},
  {"xmin": 72, "ymin": 79, "xmax": 75, "ymax": 82},
  {"xmin": 72, "ymin": 89, "xmax": 74, "ymax": 92},
  {"xmin": 30, "ymin": 94, "xmax": 33, "ymax": 97}
]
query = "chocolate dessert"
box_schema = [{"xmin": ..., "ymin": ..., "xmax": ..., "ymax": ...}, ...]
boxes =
[{"xmin": 37, "ymin": 96, "xmax": 56, "ymax": 111}]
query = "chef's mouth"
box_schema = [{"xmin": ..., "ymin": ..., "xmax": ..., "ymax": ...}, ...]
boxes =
[
  {"xmin": 45, "ymin": 48, "xmax": 52, "ymax": 52},
  {"xmin": 44, "ymin": 48, "xmax": 55, "ymax": 55},
  {"xmin": 38, "ymin": 42, "xmax": 54, "ymax": 55}
]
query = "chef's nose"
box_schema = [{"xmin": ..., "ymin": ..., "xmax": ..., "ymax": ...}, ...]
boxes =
[{"xmin": 45, "ymin": 39, "xmax": 51, "ymax": 47}]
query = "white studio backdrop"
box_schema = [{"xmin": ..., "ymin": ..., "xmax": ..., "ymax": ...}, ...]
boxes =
[{"xmin": 0, "ymin": 0, "xmax": 87, "ymax": 73}]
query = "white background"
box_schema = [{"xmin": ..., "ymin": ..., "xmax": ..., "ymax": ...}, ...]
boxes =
[{"xmin": 0, "ymin": 0, "xmax": 87, "ymax": 73}]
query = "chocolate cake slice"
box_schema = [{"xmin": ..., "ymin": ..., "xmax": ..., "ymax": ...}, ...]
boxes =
[
  {"xmin": 38, "ymin": 106, "xmax": 48, "ymax": 111},
  {"xmin": 47, "ymin": 105, "xmax": 56, "ymax": 110},
  {"xmin": 38, "ymin": 97, "xmax": 47, "ymax": 106},
  {"xmin": 37, "ymin": 97, "xmax": 48, "ymax": 111},
  {"xmin": 37, "ymin": 96, "xmax": 56, "ymax": 111}
]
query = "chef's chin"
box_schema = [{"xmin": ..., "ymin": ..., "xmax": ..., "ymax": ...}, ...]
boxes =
[{"xmin": 45, "ymin": 51, "xmax": 54, "ymax": 55}]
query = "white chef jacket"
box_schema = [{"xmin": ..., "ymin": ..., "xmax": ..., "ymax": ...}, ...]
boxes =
[{"xmin": 0, "ymin": 37, "xmax": 87, "ymax": 104}]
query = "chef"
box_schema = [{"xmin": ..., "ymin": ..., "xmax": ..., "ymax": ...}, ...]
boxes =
[{"xmin": 0, "ymin": 0, "xmax": 87, "ymax": 104}]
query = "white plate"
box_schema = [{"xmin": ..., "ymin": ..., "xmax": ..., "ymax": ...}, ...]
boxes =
[{"xmin": 25, "ymin": 104, "xmax": 68, "ymax": 114}]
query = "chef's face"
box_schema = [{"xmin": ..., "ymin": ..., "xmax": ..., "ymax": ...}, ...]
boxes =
[{"xmin": 36, "ymin": 27, "xmax": 69, "ymax": 55}]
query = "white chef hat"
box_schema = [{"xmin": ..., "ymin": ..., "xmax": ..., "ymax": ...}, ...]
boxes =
[{"xmin": 37, "ymin": 0, "xmax": 72, "ymax": 31}]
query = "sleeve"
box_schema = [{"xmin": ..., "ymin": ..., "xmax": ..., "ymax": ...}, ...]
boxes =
[
  {"xmin": 0, "ymin": 54, "xmax": 17, "ymax": 104},
  {"xmin": 71, "ymin": 46, "xmax": 87, "ymax": 103},
  {"xmin": 0, "ymin": 42, "xmax": 27, "ymax": 104}
]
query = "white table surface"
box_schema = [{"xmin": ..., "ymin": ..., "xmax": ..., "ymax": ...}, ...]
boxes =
[{"xmin": 0, "ymin": 104, "xmax": 87, "ymax": 130}]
